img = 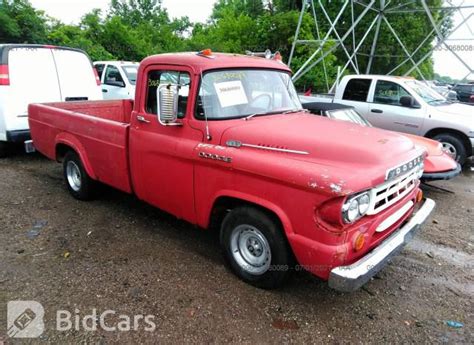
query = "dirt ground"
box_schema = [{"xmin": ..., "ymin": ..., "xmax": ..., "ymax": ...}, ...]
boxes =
[{"xmin": 0, "ymin": 149, "xmax": 473, "ymax": 344}]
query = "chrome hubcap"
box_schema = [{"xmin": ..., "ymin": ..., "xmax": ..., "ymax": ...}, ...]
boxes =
[
  {"xmin": 230, "ymin": 225, "xmax": 271, "ymax": 275},
  {"xmin": 66, "ymin": 161, "xmax": 82, "ymax": 192},
  {"xmin": 441, "ymin": 142, "xmax": 457, "ymax": 160}
]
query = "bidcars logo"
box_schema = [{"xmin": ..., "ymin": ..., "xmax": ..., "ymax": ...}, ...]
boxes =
[{"xmin": 386, "ymin": 155, "xmax": 423, "ymax": 181}]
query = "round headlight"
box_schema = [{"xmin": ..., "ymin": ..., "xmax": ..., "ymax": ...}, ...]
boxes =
[
  {"xmin": 358, "ymin": 194, "xmax": 370, "ymax": 215},
  {"xmin": 347, "ymin": 199, "xmax": 359, "ymax": 222}
]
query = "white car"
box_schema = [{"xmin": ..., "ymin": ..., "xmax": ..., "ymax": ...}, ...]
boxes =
[
  {"xmin": 94, "ymin": 61, "xmax": 138, "ymax": 100},
  {"xmin": 303, "ymin": 75, "xmax": 474, "ymax": 164},
  {"xmin": 0, "ymin": 44, "xmax": 102, "ymax": 157}
]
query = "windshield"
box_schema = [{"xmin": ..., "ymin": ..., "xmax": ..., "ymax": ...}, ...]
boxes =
[
  {"xmin": 327, "ymin": 108, "xmax": 371, "ymax": 126},
  {"xmin": 122, "ymin": 65, "xmax": 138, "ymax": 85},
  {"xmin": 405, "ymin": 80, "xmax": 446, "ymax": 104},
  {"xmin": 196, "ymin": 69, "xmax": 302, "ymax": 120}
]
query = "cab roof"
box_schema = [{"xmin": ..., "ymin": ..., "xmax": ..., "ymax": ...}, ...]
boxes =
[{"xmin": 140, "ymin": 52, "xmax": 291, "ymax": 74}]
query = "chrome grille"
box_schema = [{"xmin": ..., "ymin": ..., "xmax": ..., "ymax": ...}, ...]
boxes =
[{"xmin": 367, "ymin": 170, "xmax": 419, "ymax": 215}]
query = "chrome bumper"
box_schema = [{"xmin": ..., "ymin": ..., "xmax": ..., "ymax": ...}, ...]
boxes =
[{"xmin": 328, "ymin": 198, "xmax": 435, "ymax": 292}]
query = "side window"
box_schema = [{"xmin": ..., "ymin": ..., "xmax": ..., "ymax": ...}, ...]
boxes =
[
  {"xmin": 374, "ymin": 80, "xmax": 410, "ymax": 106},
  {"xmin": 146, "ymin": 70, "xmax": 190, "ymax": 118},
  {"xmin": 95, "ymin": 64, "xmax": 105, "ymax": 80},
  {"xmin": 342, "ymin": 78, "xmax": 372, "ymax": 102},
  {"xmin": 104, "ymin": 65, "xmax": 124, "ymax": 86}
]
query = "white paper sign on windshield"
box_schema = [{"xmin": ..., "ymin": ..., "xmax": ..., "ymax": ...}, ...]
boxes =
[{"xmin": 214, "ymin": 80, "xmax": 248, "ymax": 108}]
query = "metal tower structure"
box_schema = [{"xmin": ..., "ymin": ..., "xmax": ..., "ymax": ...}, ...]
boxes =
[{"xmin": 289, "ymin": 0, "xmax": 474, "ymax": 92}]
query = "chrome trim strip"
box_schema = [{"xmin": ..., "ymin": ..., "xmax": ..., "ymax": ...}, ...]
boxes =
[
  {"xmin": 226, "ymin": 140, "xmax": 309, "ymax": 155},
  {"xmin": 241, "ymin": 143, "xmax": 309, "ymax": 155},
  {"xmin": 328, "ymin": 198, "xmax": 435, "ymax": 292}
]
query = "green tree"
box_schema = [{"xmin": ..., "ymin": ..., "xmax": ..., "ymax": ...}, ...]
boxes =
[
  {"xmin": 211, "ymin": 0, "xmax": 265, "ymax": 20},
  {"xmin": 0, "ymin": 0, "xmax": 48, "ymax": 43}
]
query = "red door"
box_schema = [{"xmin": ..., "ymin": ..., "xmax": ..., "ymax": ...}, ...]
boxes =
[{"xmin": 129, "ymin": 65, "xmax": 203, "ymax": 223}]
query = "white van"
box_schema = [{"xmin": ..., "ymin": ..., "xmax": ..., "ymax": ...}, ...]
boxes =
[
  {"xmin": 0, "ymin": 44, "xmax": 102, "ymax": 157},
  {"xmin": 94, "ymin": 61, "xmax": 138, "ymax": 100}
]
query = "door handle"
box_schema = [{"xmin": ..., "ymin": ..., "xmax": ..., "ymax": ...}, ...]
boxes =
[
  {"xmin": 137, "ymin": 115, "xmax": 151, "ymax": 123},
  {"xmin": 102, "ymin": 89, "xmax": 108, "ymax": 93},
  {"xmin": 371, "ymin": 109, "xmax": 383, "ymax": 113}
]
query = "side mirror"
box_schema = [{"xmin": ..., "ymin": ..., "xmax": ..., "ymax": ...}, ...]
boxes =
[
  {"xmin": 157, "ymin": 84, "xmax": 181, "ymax": 126},
  {"xmin": 400, "ymin": 95, "xmax": 420, "ymax": 108}
]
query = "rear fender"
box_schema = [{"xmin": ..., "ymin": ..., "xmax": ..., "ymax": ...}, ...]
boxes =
[{"xmin": 55, "ymin": 132, "xmax": 97, "ymax": 180}]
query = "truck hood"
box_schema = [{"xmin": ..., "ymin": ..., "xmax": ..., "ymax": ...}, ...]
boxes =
[
  {"xmin": 432, "ymin": 102, "xmax": 474, "ymax": 117},
  {"xmin": 220, "ymin": 113, "xmax": 421, "ymax": 191}
]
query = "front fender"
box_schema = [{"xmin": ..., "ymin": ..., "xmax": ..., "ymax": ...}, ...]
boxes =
[{"xmin": 209, "ymin": 189, "xmax": 295, "ymax": 236}]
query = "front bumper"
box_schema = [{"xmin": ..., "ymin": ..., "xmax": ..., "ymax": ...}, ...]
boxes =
[
  {"xmin": 422, "ymin": 163, "xmax": 462, "ymax": 181},
  {"xmin": 328, "ymin": 198, "xmax": 435, "ymax": 292}
]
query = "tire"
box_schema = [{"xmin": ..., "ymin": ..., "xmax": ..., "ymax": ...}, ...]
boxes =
[
  {"xmin": 63, "ymin": 151, "xmax": 96, "ymax": 200},
  {"xmin": 432, "ymin": 133, "xmax": 467, "ymax": 165},
  {"xmin": 220, "ymin": 206, "xmax": 292, "ymax": 289},
  {"xmin": 0, "ymin": 141, "xmax": 8, "ymax": 158}
]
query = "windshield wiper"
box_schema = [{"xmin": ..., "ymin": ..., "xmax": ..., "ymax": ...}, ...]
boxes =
[
  {"xmin": 244, "ymin": 111, "xmax": 274, "ymax": 121},
  {"xmin": 244, "ymin": 109, "xmax": 305, "ymax": 121},
  {"xmin": 282, "ymin": 108, "xmax": 306, "ymax": 114}
]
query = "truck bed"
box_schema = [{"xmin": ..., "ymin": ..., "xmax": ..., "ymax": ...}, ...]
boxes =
[{"xmin": 28, "ymin": 100, "xmax": 133, "ymax": 193}]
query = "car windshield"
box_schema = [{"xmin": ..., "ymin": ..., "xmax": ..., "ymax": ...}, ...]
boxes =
[
  {"xmin": 196, "ymin": 69, "xmax": 302, "ymax": 120},
  {"xmin": 327, "ymin": 108, "xmax": 372, "ymax": 126},
  {"xmin": 405, "ymin": 80, "xmax": 446, "ymax": 104},
  {"xmin": 122, "ymin": 65, "xmax": 138, "ymax": 85}
]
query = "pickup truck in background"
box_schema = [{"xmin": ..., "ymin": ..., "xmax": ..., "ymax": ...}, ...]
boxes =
[
  {"xmin": 301, "ymin": 101, "xmax": 461, "ymax": 181},
  {"xmin": 302, "ymin": 75, "xmax": 474, "ymax": 165},
  {"xmin": 28, "ymin": 51, "xmax": 435, "ymax": 291},
  {"xmin": 94, "ymin": 61, "xmax": 138, "ymax": 100}
]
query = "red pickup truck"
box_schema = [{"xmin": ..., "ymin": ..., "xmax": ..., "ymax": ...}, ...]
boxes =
[{"xmin": 28, "ymin": 51, "xmax": 435, "ymax": 291}]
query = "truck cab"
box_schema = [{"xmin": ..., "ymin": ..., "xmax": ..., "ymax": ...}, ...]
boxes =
[{"xmin": 28, "ymin": 52, "xmax": 435, "ymax": 291}]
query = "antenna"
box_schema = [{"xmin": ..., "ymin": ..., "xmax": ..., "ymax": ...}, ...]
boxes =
[{"xmin": 200, "ymin": 70, "xmax": 212, "ymax": 141}]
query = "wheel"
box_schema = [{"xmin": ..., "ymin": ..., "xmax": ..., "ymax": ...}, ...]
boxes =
[
  {"xmin": 0, "ymin": 141, "xmax": 8, "ymax": 158},
  {"xmin": 432, "ymin": 133, "xmax": 467, "ymax": 165},
  {"xmin": 63, "ymin": 151, "xmax": 96, "ymax": 200},
  {"xmin": 220, "ymin": 206, "xmax": 292, "ymax": 289}
]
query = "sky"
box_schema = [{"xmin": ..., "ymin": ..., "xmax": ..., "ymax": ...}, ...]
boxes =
[{"xmin": 29, "ymin": 0, "xmax": 473, "ymax": 81}]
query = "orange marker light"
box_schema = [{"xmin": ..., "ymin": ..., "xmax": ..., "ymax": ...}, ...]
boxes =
[
  {"xmin": 353, "ymin": 233, "xmax": 365, "ymax": 252},
  {"xmin": 416, "ymin": 189, "xmax": 423, "ymax": 203},
  {"xmin": 200, "ymin": 49, "xmax": 212, "ymax": 56}
]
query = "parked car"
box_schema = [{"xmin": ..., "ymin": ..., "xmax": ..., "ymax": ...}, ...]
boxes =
[
  {"xmin": 28, "ymin": 51, "xmax": 434, "ymax": 291},
  {"xmin": 94, "ymin": 61, "xmax": 138, "ymax": 100},
  {"xmin": 301, "ymin": 101, "xmax": 461, "ymax": 181},
  {"xmin": 302, "ymin": 75, "xmax": 474, "ymax": 164},
  {"xmin": 422, "ymin": 80, "xmax": 458, "ymax": 102},
  {"xmin": 452, "ymin": 83, "xmax": 474, "ymax": 104},
  {"xmin": 0, "ymin": 44, "xmax": 102, "ymax": 157}
]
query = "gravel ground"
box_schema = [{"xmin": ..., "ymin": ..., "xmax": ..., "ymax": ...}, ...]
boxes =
[{"xmin": 0, "ymin": 150, "xmax": 473, "ymax": 344}]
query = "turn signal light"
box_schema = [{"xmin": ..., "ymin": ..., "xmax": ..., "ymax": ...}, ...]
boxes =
[
  {"xmin": 416, "ymin": 189, "xmax": 423, "ymax": 203},
  {"xmin": 353, "ymin": 232, "xmax": 365, "ymax": 252}
]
